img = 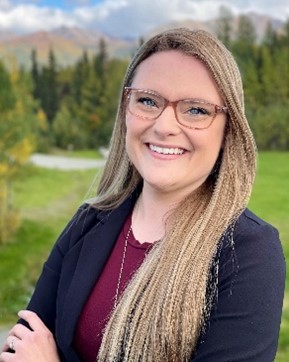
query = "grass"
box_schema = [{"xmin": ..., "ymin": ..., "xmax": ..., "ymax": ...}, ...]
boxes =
[
  {"xmin": 0, "ymin": 152, "xmax": 288, "ymax": 359},
  {"xmin": 0, "ymin": 165, "xmax": 98, "ymax": 325},
  {"xmin": 249, "ymin": 152, "xmax": 289, "ymax": 361}
]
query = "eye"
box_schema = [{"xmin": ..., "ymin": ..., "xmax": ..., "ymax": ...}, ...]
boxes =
[
  {"xmin": 180, "ymin": 101, "xmax": 214, "ymax": 118},
  {"xmin": 187, "ymin": 106, "xmax": 208, "ymax": 116},
  {"xmin": 137, "ymin": 96, "xmax": 159, "ymax": 108}
]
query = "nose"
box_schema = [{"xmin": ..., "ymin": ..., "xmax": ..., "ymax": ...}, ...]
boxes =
[{"xmin": 152, "ymin": 105, "xmax": 181, "ymax": 137}]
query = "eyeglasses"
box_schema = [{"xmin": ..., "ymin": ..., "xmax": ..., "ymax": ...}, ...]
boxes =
[{"xmin": 124, "ymin": 87, "xmax": 228, "ymax": 130}]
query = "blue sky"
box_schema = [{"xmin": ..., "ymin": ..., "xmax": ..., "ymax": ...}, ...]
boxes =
[
  {"xmin": 0, "ymin": 0, "xmax": 288, "ymax": 38},
  {"xmin": 37, "ymin": 0, "xmax": 102, "ymax": 10}
]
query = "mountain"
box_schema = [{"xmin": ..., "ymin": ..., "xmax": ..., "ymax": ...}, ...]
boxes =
[
  {"xmin": 0, "ymin": 26, "xmax": 136, "ymax": 69},
  {"xmin": 0, "ymin": 13, "xmax": 285, "ymax": 70},
  {"xmin": 146, "ymin": 12, "xmax": 284, "ymax": 41}
]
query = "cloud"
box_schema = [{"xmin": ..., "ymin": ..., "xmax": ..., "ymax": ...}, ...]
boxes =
[
  {"xmin": 0, "ymin": 0, "xmax": 13, "ymax": 10},
  {"xmin": 0, "ymin": 4, "xmax": 75, "ymax": 33},
  {"xmin": 0, "ymin": 0, "xmax": 288, "ymax": 37}
]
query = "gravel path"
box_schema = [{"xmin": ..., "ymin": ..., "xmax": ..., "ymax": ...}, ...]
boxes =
[{"xmin": 30, "ymin": 153, "xmax": 106, "ymax": 170}]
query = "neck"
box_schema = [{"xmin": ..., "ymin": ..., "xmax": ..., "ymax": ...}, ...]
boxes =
[{"xmin": 132, "ymin": 184, "xmax": 185, "ymax": 244}]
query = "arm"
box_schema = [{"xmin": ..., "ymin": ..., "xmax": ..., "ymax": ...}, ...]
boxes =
[
  {"xmin": 193, "ymin": 216, "xmax": 286, "ymax": 361},
  {"xmin": 24, "ymin": 204, "xmax": 89, "ymax": 333},
  {"xmin": 0, "ymin": 204, "xmax": 91, "ymax": 361}
]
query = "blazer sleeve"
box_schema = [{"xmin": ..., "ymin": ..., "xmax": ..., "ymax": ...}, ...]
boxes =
[
  {"xmin": 23, "ymin": 204, "xmax": 92, "ymax": 333},
  {"xmin": 192, "ymin": 210, "xmax": 286, "ymax": 362}
]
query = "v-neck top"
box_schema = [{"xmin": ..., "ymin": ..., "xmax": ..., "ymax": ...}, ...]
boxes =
[{"xmin": 73, "ymin": 214, "xmax": 154, "ymax": 361}]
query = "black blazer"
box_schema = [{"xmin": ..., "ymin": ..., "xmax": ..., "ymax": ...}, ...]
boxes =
[{"xmin": 25, "ymin": 193, "xmax": 285, "ymax": 362}]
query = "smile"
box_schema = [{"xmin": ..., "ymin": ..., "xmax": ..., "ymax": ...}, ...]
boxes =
[{"xmin": 149, "ymin": 144, "xmax": 185, "ymax": 155}]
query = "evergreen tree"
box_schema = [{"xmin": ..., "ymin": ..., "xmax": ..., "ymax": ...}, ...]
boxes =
[
  {"xmin": 233, "ymin": 14, "xmax": 257, "ymax": 67},
  {"xmin": 72, "ymin": 51, "xmax": 90, "ymax": 105},
  {"xmin": 31, "ymin": 48, "xmax": 41, "ymax": 100},
  {"xmin": 45, "ymin": 48, "xmax": 59, "ymax": 122},
  {"xmin": 216, "ymin": 6, "xmax": 233, "ymax": 48},
  {"xmin": 262, "ymin": 21, "xmax": 278, "ymax": 53},
  {"xmin": 33, "ymin": 48, "xmax": 59, "ymax": 123},
  {"xmin": 93, "ymin": 38, "xmax": 108, "ymax": 90}
]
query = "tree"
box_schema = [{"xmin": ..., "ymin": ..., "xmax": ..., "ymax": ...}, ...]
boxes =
[
  {"xmin": 233, "ymin": 14, "xmax": 257, "ymax": 66},
  {"xmin": 262, "ymin": 21, "xmax": 279, "ymax": 53},
  {"xmin": 31, "ymin": 48, "xmax": 59, "ymax": 123},
  {"xmin": 235, "ymin": 15, "xmax": 257, "ymax": 45},
  {"xmin": 216, "ymin": 6, "xmax": 234, "ymax": 48},
  {"xmin": 0, "ymin": 63, "xmax": 36, "ymax": 243},
  {"xmin": 71, "ymin": 51, "xmax": 90, "ymax": 106},
  {"xmin": 31, "ymin": 48, "xmax": 41, "ymax": 100},
  {"xmin": 52, "ymin": 101, "xmax": 88, "ymax": 149},
  {"xmin": 93, "ymin": 38, "xmax": 108, "ymax": 91}
]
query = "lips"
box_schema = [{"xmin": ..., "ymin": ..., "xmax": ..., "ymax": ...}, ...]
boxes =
[{"xmin": 149, "ymin": 144, "xmax": 185, "ymax": 155}]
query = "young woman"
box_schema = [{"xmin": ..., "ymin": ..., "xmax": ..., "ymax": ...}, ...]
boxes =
[{"xmin": 1, "ymin": 28, "xmax": 285, "ymax": 362}]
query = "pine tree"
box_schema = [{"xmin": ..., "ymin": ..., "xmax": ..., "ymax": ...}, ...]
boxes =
[{"xmin": 216, "ymin": 6, "xmax": 233, "ymax": 48}]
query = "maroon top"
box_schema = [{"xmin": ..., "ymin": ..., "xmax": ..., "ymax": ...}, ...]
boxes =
[{"xmin": 73, "ymin": 214, "xmax": 153, "ymax": 362}]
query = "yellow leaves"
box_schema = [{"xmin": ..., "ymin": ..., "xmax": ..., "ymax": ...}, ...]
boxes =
[
  {"xmin": 0, "ymin": 163, "xmax": 9, "ymax": 177},
  {"xmin": 37, "ymin": 109, "xmax": 48, "ymax": 131},
  {"xmin": 9, "ymin": 137, "xmax": 34, "ymax": 165},
  {"xmin": 89, "ymin": 113, "xmax": 100, "ymax": 127},
  {"xmin": 0, "ymin": 137, "xmax": 34, "ymax": 180},
  {"xmin": 0, "ymin": 178, "xmax": 20, "ymax": 244}
]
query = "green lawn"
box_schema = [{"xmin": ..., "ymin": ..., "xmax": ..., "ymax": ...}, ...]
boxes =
[
  {"xmin": 0, "ymin": 152, "xmax": 288, "ymax": 359},
  {"xmin": 0, "ymin": 165, "xmax": 97, "ymax": 325},
  {"xmin": 249, "ymin": 152, "xmax": 289, "ymax": 361}
]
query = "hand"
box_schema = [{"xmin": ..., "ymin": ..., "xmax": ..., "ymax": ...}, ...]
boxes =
[{"xmin": 0, "ymin": 310, "xmax": 60, "ymax": 362}]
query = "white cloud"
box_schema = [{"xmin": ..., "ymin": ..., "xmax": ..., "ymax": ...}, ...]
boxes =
[
  {"xmin": 0, "ymin": 0, "xmax": 13, "ymax": 11},
  {"xmin": 0, "ymin": 4, "xmax": 76, "ymax": 32},
  {"xmin": 0, "ymin": 0, "xmax": 288, "ymax": 37}
]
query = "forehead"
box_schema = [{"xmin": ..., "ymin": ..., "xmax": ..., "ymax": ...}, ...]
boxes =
[{"xmin": 131, "ymin": 50, "xmax": 222, "ymax": 104}]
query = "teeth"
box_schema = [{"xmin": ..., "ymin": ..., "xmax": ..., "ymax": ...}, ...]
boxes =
[{"xmin": 149, "ymin": 144, "xmax": 184, "ymax": 155}]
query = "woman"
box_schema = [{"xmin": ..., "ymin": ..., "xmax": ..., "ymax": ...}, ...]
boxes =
[{"xmin": 1, "ymin": 28, "xmax": 285, "ymax": 362}]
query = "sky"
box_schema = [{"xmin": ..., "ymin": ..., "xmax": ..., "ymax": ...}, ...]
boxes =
[{"xmin": 0, "ymin": 0, "xmax": 288, "ymax": 38}]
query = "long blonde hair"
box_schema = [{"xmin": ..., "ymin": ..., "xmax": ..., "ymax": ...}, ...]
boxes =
[{"xmin": 95, "ymin": 28, "xmax": 257, "ymax": 361}]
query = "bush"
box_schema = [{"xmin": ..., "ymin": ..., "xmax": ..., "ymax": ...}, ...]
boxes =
[{"xmin": 249, "ymin": 102, "xmax": 289, "ymax": 150}]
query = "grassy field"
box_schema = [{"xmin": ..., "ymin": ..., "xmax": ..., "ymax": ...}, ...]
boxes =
[
  {"xmin": 0, "ymin": 152, "xmax": 288, "ymax": 359},
  {"xmin": 0, "ymin": 165, "xmax": 98, "ymax": 325},
  {"xmin": 249, "ymin": 152, "xmax": 289, "ymax": 361}
]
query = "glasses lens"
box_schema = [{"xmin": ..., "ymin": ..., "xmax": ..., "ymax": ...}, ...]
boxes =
[
  {"xmin": 128, "ymin": 89, "xmax": 164, "ymax": 119},
  {"xmin": 177, "ymin": 100, "xmax": 216, "ymax": 128}
]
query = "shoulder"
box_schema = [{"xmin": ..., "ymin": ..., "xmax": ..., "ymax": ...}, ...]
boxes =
[
  {"xmin": 53, "ymin": 203, "xmax": 108, "ymax": 256},
  {"xmin": 195, "ymin": 210, "xmax": 285, "ymax": 360},
  {"xmin": 232, "ymin": 209, "xmax": 284, "ymax": 264},
  {"xmin": 235, "ymin": 208, "xmax": 279, "ymax": 237},
  {"xmin": 56, "ymin": 192, "xmax": 138, "ymax": 254},
  {"xmin": 218, "ymin": 208, "xmax": 285, "ymax": 296}
]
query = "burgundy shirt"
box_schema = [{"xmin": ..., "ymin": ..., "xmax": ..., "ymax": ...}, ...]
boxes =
[{"xmin": 73, "ymin": 214, "xmax": 153, "ymax": 361}]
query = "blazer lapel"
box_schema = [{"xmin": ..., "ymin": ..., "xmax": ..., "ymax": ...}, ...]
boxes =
[{"xmin": 58, "ymin": 193, "xmax": 137, "ymax": 359}]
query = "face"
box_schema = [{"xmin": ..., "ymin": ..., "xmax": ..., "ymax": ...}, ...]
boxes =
[{"xmin": 125, "ymin": 50, "xmax": 227, "ymax": 200}]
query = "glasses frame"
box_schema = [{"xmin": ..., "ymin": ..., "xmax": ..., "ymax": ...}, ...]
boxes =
[{"xmin": 124, "ymin": 87, "xmax": 228, "ymax": 130}]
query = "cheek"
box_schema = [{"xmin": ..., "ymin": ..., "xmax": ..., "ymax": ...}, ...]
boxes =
[
  {"xmin": 190, "ymin": 122, "xmax": 226, "ymax": 160},
  {"xmin": 125, "ymin": 116, "xmax": 141, "ymax": 156},
  {"xmin": 125, "ymin": 115, "xmax": 139, "ymax": 136},
  {"xmin": 126, "ymin": 115, "xmax": 152, "ymax": 140}
]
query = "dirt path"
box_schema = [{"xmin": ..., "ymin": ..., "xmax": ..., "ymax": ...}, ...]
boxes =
[{"xmin": 30, "ymin": 153, "xmax": 105, "ymax": 170}]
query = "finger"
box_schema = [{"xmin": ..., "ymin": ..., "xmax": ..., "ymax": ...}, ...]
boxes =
[
  {"xmin": 18, "ymin": 310, "xmax": 47, "ymax": 332},
  {"xmin": 8, "ymin": 323, "xmax": 33, "ymax": 341},
  {"xmin": 0, "ymin": 351, "xmax": 15, "ymax": 361},
  {"xmin": 2, "ymin": 336, "xmax": 18, "ymax": 353}
]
